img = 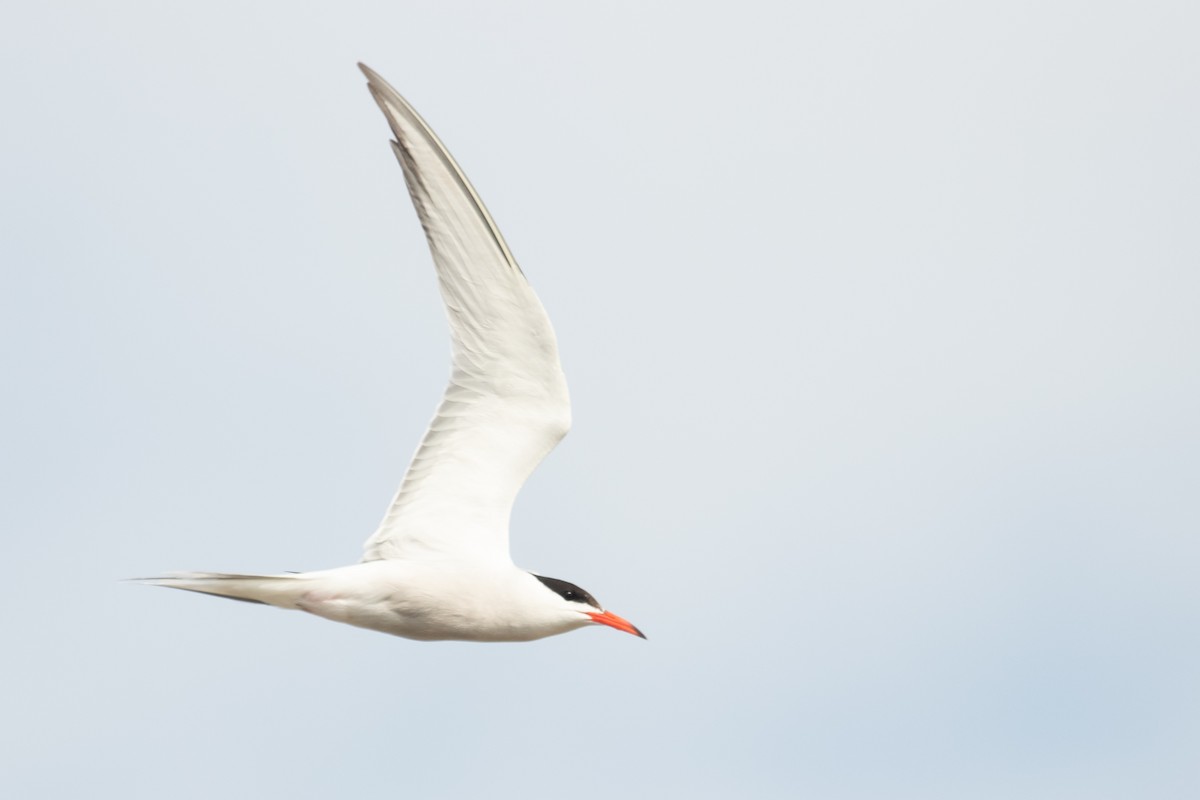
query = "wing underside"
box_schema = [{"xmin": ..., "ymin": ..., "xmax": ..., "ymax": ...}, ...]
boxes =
[{"xmin": 358, "ymin": 65, "xmax": 570, "ymax": 563}]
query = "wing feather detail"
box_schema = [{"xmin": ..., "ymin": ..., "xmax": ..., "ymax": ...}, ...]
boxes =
[{"xmin": 358, "ymin": 64, "xmax": 570, "ymax": 563}]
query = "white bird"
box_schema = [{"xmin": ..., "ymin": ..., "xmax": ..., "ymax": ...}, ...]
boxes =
[{"xmin": 138, "ymin": 64, "xmax": 644, "ymax": 643}]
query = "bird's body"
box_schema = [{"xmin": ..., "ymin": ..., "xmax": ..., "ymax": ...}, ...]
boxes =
[
  {"xmin": 139, "ymin": 65, "xmax": 643, "ymax": 643},
  {"xmin": 155, "ymin": 563, "xmax": 599, "ymax": 642}
]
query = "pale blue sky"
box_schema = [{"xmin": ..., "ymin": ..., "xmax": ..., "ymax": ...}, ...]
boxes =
[{"xmin": 3, "ymin": 2, "xmax": 1198, "ymax": 798}]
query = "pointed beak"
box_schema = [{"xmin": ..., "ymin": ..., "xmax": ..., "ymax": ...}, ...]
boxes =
[{"xmin": 586, "ymin": 610, "xmax": 646, "ymax": 639}]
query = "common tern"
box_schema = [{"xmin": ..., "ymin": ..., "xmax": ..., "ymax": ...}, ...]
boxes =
[{"xmin": 138, "ymin": 64, "xmax": 644, "ymax": 643}]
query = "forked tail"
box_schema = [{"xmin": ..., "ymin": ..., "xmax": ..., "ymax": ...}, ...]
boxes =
[{"xmin": 133, "ymin": 572, "xmax": 308, "ymax": 609}]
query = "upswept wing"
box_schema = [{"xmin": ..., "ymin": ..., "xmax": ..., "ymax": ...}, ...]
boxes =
[{"xmin": 358, "ymin": 64, "xmax": 570, "ymax": 563}]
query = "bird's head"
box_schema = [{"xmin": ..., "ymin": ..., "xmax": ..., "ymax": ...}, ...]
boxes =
[{"xmin": 532, "ymin": 574, "xmax": 645, "ymax": 639}]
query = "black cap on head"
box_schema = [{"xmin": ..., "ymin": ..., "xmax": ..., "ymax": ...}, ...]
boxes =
[{"xmin": 532, "ymin": 574, "xmax": 602, "ymax": 610}]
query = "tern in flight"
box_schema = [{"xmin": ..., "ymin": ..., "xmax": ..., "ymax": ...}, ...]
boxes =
[{"xmin": 139, "ymin": 65, "xmax": 644, "ymax": 643}]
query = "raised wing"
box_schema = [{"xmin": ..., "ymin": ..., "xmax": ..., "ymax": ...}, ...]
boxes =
[{"xmin": 358, "ymin": 64, "xmax": 570, "ymax": 563}]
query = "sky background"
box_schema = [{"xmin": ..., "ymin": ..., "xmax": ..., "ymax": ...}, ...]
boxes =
[{"xmin": 3, "ymin": 2, "xmax": 1199, "ymax": 798}]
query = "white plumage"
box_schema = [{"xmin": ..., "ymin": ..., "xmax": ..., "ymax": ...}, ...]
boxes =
[{"xmin": 137, "ymin": 64, "xmax": 642, "ymax": 643}]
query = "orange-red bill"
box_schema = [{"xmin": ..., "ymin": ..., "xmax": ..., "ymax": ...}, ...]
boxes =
[{"xmin": 587, "ymin": 610, "xmax": 646, "ymax": 639}]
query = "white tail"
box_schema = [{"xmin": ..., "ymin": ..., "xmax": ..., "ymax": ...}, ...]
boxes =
[{"xmin": 135, "ymin": 572, "xmax": 309, "ymax": 609}]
